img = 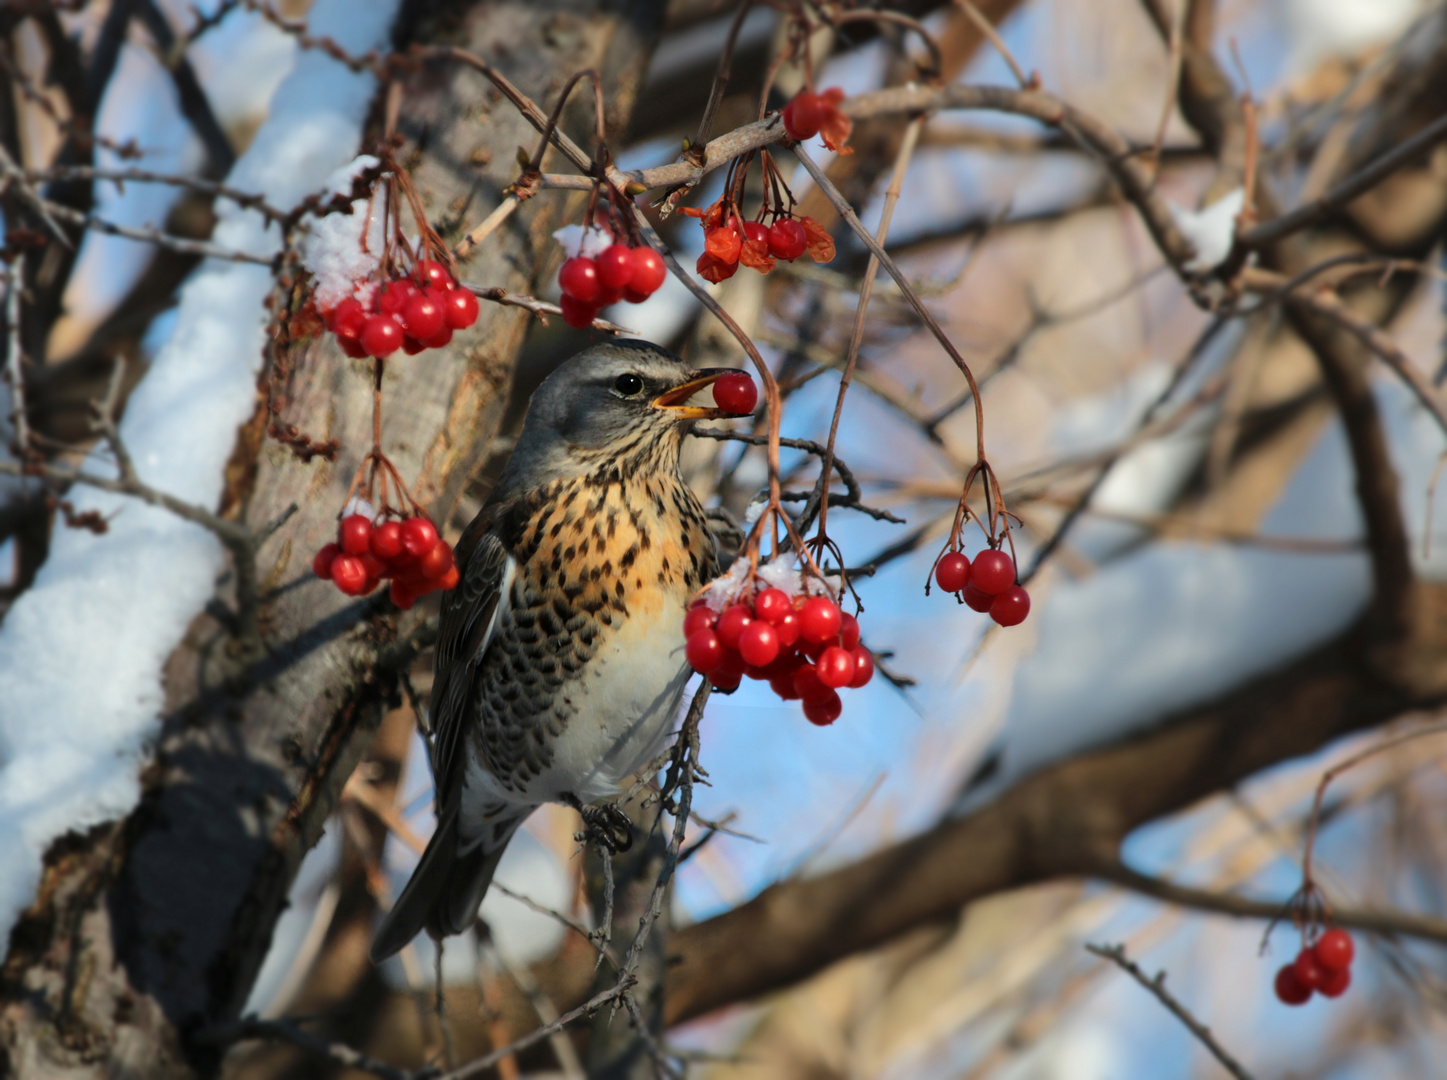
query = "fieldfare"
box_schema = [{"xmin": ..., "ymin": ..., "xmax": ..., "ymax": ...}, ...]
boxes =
[{"xmin": 371, "ymin": 340, "xmax": 746, "ymax": 960}]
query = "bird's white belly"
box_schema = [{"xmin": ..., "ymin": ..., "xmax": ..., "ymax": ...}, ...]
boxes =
[{"xmin": 464, "ymin": 596, "xmax": 692, "ymax": 811}]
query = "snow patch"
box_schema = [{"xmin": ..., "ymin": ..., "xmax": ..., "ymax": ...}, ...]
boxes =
[
  {"xmin": 553, "ymin": 223, "xmax": 619, "ymax": 259},
  {"xmin": 302, "ymin": 155, "xmax": 386, "ymax": 311},
  {"xmin": 0, "ymin": 0, "xmax": 401, "ymax": 952},
  {"xmin": 1169, "ymin": 188, "xmax": 1244, "ymax": 272}
]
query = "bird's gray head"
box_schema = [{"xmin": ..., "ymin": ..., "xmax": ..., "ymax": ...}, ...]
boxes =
[{"xmin": 499, "ymin": 340, "xmax": 748, "ymax": 492}]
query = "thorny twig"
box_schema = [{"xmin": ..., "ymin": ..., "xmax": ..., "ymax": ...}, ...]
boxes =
[
  {"xmin": 1086, "ymin": 943, "xmax": 1256, "ymax": 1080},
  {"xmin": 692, "ymin": 428, "xmax": 903, "ymax": 524}
]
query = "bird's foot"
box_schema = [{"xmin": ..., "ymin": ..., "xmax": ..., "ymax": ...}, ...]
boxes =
[{"xmin": 563, "ymin": 795, "xmax": 634, "ymax": 853}]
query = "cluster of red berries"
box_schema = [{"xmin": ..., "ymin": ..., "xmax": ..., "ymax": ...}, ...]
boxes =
[
  {"xmin": 323, "ymin": 260, "xmax": 480, "ymax": 359},
  {"xmin": 934, "ymin": 548, "xmax": 1031, "ymax": 627},
  {"xmin": 1274, "ymin": 928, "xmax": 1355, "ymax": 1006},
  {"xmin": 312, "ymin": 513, "xmax": 459, "ymax": 610},
  {"xmin": 780, "ymin": 87, "xmax": 852, "ymax": 153},
  {"xmin": 683, "ymin": 589, "xmax": 873, "ymax": 726},
  {"xmin": 557, "ymin": 243, "xmax": 668, "ymax": 328},
  {"xmin": 696, "ymin": 215, "xmax": 817, "ymax": 283}
]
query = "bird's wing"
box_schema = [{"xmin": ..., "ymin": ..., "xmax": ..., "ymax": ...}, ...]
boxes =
[{"xmin": 428, "ymin": 512, "xmax": 515, "ymax": 800}]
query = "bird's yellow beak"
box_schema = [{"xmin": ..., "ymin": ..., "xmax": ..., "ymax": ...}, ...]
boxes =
[{"xmin": 651, "ymin": 368, "xmax": 750, "ymax": 419}]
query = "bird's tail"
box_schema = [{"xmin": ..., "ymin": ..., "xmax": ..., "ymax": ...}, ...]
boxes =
[{"xmin": 369, "ymin": 809, "xmax": 524, "ymax": 963}]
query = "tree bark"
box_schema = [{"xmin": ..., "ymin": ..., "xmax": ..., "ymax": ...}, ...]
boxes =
[{"xmin": 0, "ymin": 2, "xmax": 666, "ymax": 1076}]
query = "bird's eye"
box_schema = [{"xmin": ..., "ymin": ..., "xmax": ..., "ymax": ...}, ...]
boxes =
[{"xmin": 614, "ymin": 373, "xmax": 644, "ymax": 396}]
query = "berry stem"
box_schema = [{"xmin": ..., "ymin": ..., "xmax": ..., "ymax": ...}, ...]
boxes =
[{"xmin": 812, "ymin": 115, "xmax": 920, "ymax": 548}]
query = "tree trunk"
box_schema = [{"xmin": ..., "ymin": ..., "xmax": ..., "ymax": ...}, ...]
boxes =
[{"xmin": 0, "ymin": 2, "xmax": 666, "ymax": 1076}]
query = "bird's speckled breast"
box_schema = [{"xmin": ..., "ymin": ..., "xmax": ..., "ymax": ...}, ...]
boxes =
[{"xmin": 465, "ymin": 460, "xmax": 715, "ymax": 805}]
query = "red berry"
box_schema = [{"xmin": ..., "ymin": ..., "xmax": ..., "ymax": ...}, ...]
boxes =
[
  {"xmin": 683, "ymin": 605, "xmax": 717, "ymax": 638},
  {"xmin": 686, "ymin": 629, "xmax": 725, "ymax": 672},
  {"xmin": 798, "ymin": 596, "xmax": 841, "ymax": 643},
  {"xmin": 838, "ymin": 611, "xmax": 860, "ymax": 650},
  {"xmin": 1274, "ymin": 964, "xmax": 1312, "ymax": 1005},
  {"xmin": 438, "ymin": 565, "xmax": 460, "ymax": 590},
  {"xmin": 339, "ymin": 336, "xmax": 370, "ymax": 359},
  {"xmin": 628, "ymin": 246, "xmax": 667, "ymax": 295},
  {"xmin": 716, "ymin": 603, "xmax": 753, "ymax": 650},
  {"xmin": 559, "ymin": 293, "xmax": 598, "ymax": 329},
  {"xmin": 339, "ymin": 514, "xmax": 372, "ymax": 555},
  {"xmin": 802, "ymin": 688, "xmax": 843, "ymax": 726},
  {"xmin": 972, "ymin": 549, "xmax": 1015, "ymax": 594},
  {"xmin": 990, "ymin": 585, "xmax": 1031, "ymax": 627},
  {"xmin": 738, "ymin": 621, "xmax": 781, "ymax": 667},
  {"xmin": 774, "ymin": 610, "xmax": 801, "ymax": 649},
  {"xmin": 402, "ymin": 335, "xmax": 426, "ymax": 356},
  {"xmin": 1293, "ymin": 948, "xmax": 1327, "ymax": 992},
  {"xmin": 412, "ymin": 259, "xmax": 453, "ymax": 290},
  {"xmin": 793, "ymin": 663, "xmax": 828, "ymax": 701},
  {"xmin": 596, "ymin": 284, "xmax": 624, "ymax": 306},
  {"xmin": 935, "ymin": 551, "xmax": 970, "ymax": 593},
  {"xmin": 710, "ymin": 649, "xmax": 746, "ymax": 691},
  {"xmin": 559, "ymin": 256, "xmax": 600, "ymax": 302},
  {"xmin": 848, "ymin": 645, "xmax": 874, "ymax": 688},
  {"xmin": 442, "ymin": 287, "xmax": 479, "ymax": 330},
  {"xmin": 1319, "ymin": 965, "xmax": 1351, "ymax": 998},
  {"xmin": 770, "ymin": 673, "xmax": 802, "ymax": 700},
  {"xmin": 696, "ymin": 250, "xmax": 738, "ymax": 283},
  {"xmin": 1313, "ymin": 929, "xmax": 1354, "ymax": 971},
  {"xmin": 402, "ymin": 293, "xmax": 445, "ymax": 341},
  {"xmin": 742, "ymin": 221, "xmax": 769, "ymax": 248},
  {"xmin": 754, "ymin": 587, "xmax": 792, "ymax": 625},
  {"xmin": 331, "ymin": 555, "xmax": 367, "ymax": 596},
  {"xmin": 357, "ymin": 551, "xmax": 387, "ymax": 578},
  {"xmin": 767, "ymin": 219, "xmax": 808, "ymax": 261},
  {"xmin": 962, "ymin": 582, "xmax": 995, "ymax": 613},
  {"xmin": 816, "ymin": 645, "xmax": 854, "ymax": 688},
  {"xmin": 361, "ymin": 314, "xmax": 403, "ymax": 357},
  {"xmin": 419, "ymin": 540, "xmax": 454, "ymax": 579},
  {"xmin": 782, "ymin": 91, "xmax": 824, "ymax": 140},
  {"xmin": 312, "ymin": 542, "xmax": 340, "ymax": 580},
  {"xmin": 377, "ymin": 279, "xmax": 415, "ymax": 315},
  {"xmin": 712, "ymin": 371, "xmax": 757, "ymax": 415},
  {"xmin": 622, "ymin": 286, "xmax": 650, "ymax": 305},
  {"xmin": 595, "ymin": 244, "xmax": 633, "ymax": 291},
  {"xmin": 370, "ymin": 520, "xmax": 404, "ymax": 561},
  {"xmin": 423, "ymin": 325, "xmax": 454, "ymax": 349},
  {"xmin": 331, "ymin": 297, "xmax": 366, "ymax": 340},
  {"xmin": 389, "ymin": 578, "xmax": 418, "ymax": 609},
  {"xmin": 401, "ymin": 517, "xmax": 440, "ymax": 558}
]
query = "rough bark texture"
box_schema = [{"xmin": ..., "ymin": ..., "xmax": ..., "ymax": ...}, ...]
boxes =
[{"xmin": 0, "ymin": 1, "xmax": 665, "ymax": 1076}]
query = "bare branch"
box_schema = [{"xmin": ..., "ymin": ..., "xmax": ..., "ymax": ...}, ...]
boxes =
[{"xmin": 1086, "ymin": 943, "xmax": 1257, "ymax": 1080}]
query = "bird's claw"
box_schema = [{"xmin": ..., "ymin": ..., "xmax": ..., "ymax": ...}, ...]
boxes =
[{"xmin": 565, "ymin": 795, "xmax": 634, "ymax": 853}]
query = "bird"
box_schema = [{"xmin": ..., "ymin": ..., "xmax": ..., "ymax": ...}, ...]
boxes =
[{"xmin": 370, "ymin": 339, "xmax": 746, "ymax": 961}]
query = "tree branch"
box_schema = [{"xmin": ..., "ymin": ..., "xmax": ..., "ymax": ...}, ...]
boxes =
[{"xmin": 660, "ymin": 595, "xmax": 1447, "ymax": 1023}]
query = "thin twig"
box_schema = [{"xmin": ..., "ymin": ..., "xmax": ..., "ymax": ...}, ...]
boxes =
[
  {"xmin": 1086, "ymin": 943, "xmax": 1256, "ymax": 1080},
  {"xmin": 38, "ymin": 198, "xmax": 275, "ymax": 265},
  {"xmin": 1239, "ymin": 111, "xmax": 1447, "ymax": 251},
  {"xmin": 28, "ymin": 165, "xmax": 291, "ymax": 224},
  {"xmin": 463, "ymin": 282, "xmax": 632, "ymax": 333}
]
